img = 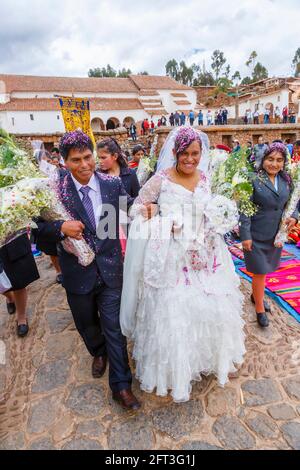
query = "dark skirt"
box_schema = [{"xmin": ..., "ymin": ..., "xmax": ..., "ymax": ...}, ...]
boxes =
[
  {"xmin": 244, "ymin": 238, "xmax": 282, "ymax": 275},
  {"xmin": 0, "ymin": 233, "xmax": 40, "ymax": 290}
]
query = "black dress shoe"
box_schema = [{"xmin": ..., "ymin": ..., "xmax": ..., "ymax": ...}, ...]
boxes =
[
  {"xmin": 112, "ymin": 389, "xmax": 141, "ymax": 411},
  {"xmin": 92, "ymin": 356, "xmax": 107, "ymax": 378},
  {"xmin": 6, "ymin": 302, "xmax": 16, "ymax": 315},
  {"xmin": 251, "ymin": 294, "xmax": 271, "ymax": 312},
  {"xmin": 256, "ymin": 312, "xmax": 269, "ymax": 327},
  {"xmin": 17, "ymin": 322, "xmax": 29, "ymax": 337}
]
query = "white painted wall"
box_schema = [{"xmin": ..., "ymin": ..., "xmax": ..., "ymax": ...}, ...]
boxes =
[{"xmin": 0, "ymin": 109, "xmax": 149, "ymax": 134}]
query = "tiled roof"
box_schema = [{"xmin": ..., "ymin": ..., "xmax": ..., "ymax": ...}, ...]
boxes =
[
  {"xmin": 0, "ymin": 98, "xmax": 144, "ymax": 111},
  {"xmin": 130, "ymin": 75, "xmax": 191, "ymax": 90},
  {"xmin": 0, "ymin": 74, "xmax": 139, "ymax": 93}
]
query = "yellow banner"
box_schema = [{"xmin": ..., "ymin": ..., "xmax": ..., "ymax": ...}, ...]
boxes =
[{"xmin": 58, "ymin": 96, "xmax": 96, "ymax": 147}]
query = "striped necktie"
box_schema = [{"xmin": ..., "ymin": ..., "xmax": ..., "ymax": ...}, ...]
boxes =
[{"xmin": 79, "ymin": 186, "xmax": 96, "ymax": 230}]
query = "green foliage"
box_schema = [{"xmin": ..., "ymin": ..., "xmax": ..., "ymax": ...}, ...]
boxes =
[
  {"xmin": 211, "ymin": 147, "xmax": 257, "ymax": 216},
  {"xmin": 292, "ymin": 47, "xmax": 300, "ymax": 78},
  {"xmin": 211, "ymin": 50, "xmax": 227, "ymax": 81},
  {"xmin": 88, "ymin": 65, "xmax": 132, "ymax": 78}
]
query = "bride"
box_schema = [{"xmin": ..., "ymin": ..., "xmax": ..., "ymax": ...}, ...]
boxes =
[{"xmin": 120, "ymin": 127, "xmax": 245, "ymax": 402}]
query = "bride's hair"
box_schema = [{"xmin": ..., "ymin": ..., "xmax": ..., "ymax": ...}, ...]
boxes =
[{"xmin": 174, "ymin": 127, "xmax": 202, "ymax": 157}]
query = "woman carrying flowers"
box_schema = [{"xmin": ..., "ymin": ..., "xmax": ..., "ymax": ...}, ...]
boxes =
[{"xmin": 239, "ymin": 142, "xmax": 299, "ymax": 327}]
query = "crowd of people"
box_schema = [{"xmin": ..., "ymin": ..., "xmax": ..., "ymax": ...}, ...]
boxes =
[{"xmin": 1, "ymin": 127, "xmax": 300, "ymax": 409}]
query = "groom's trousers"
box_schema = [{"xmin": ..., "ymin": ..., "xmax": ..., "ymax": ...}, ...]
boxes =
[{"xmin": 66, "ymin": 278, "xmax": 132, "ymax": 392}]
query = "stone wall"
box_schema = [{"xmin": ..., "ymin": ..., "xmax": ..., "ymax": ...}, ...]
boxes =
[
  {"xmin": 154, "ymin": 124, "xmax": 300, "ymax": 156},
  {"xmin": 11, "ymin": 123, "xmax": 300, "ymax": 156}
]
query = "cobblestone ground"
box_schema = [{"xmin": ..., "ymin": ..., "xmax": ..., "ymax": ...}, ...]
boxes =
[{"xmin": 1, "ymin": 255, "xmax": 300, "ymax": 450}]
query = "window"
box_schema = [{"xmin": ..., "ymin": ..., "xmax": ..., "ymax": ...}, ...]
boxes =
[
  {"xmin": 57, "ymin": 115, "xmax": 60, "ymax": 120},
  {"xmin": 12, "ymin": 117, "xmax": 15, "ymax": 126},
  {"xmin": 30, "ymin": 114, "xmax": 34, "ymax": 121}
]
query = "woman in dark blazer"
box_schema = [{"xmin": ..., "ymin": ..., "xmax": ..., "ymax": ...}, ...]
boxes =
[
  {"xmin": 239, "ymin": 142, "xmax": 298, "ymax": 327},
  {"xmin": 0, "ymin": 232, "xmax": 40, "ymax": 336},
  {"xmin": 96, "ymin": 138, "xmax": 140, "ymax": 198}
]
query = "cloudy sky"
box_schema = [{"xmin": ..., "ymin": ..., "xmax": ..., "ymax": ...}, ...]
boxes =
[{"xmin": 1, "ymin": 0, "xmax": 299, "ymax": 79}]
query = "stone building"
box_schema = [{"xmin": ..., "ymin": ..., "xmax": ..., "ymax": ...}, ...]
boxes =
[{"xmin": 0, "ymin": 74, "xmax": 196, "ymax": 134}]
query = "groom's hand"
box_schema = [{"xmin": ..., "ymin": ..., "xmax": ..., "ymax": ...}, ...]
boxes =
[
  {"xmin": 61, "ymin": 221, "xmax": 85, "ymax": 240},
  {"xmin": 141, "ymin": 203, "xmax": 158, "ymax": 219}
]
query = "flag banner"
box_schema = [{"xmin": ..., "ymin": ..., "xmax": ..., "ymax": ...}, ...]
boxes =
[{"xmin": 58, "ymin": 96, "xmax": 96, "ymax": 147}]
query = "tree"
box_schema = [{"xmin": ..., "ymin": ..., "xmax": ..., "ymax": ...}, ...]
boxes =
[
  {"xmin": 232, "ymin": 71, "xmax": 241, "ymax": 83},
  {"xmin": 165, "ymin": 59, "xmax": 180, "ymax": 81},
  {"xmin": 224, "ymin": 64, "xmax": 231, "ymax": 79},
  {"xmin": 138, "ymin": 71, "xmax": 149, "ymax": 75},
  {"xmin": 211, "ymin": 50, "xmax": 227, "ymax": 81},
  {"xmin": 245, "ymin": 51, "xmax": 258, "ymax": 74},
  {"xmin": 215, "ymin": 77, "xmax": 232, "ymax": 93},
  {"xmin": 88, "ymin": 65, "xmax": 132, "ymax": 78},
  {"xmin": 292, "ymin": 47, "xmax": 300, "ymax": 77},
  {"xmin": 117, "ymin": 68, "xmax": 132, "ymax": 78},
  {"xmin": 241, "ymin": 76, "xmax": 252, "ymax": 85},
  {"xmin": 179, "ymin": 61, "xmax": 194, "ymax": 85},
  {"xmin": 88, "ymin": 65, "xmax": 117, "ymax": 77},
  {"xmin": 252, "ymin": 62, "xmax": 268, "ymax": 81},
  {"xmin": 193, "ymin": 71, "xmax": 215, "ymax": 86}
]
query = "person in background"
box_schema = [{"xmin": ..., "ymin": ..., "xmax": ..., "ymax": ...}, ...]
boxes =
[
  {"xmin": 174, "ymin": 111, "xmax": 180, "ymax": 126},
  {"xmin": 282, "ymin": 106, "xmax": 288, "ymax": 124},
  {"xmin": 244, "ymin": 112, "xmax": 248, "ymax": 125},
  {"xmin": 129, "ymin": 122, "xmax": 137, "ymax": 141},
  {"xmin": 189, "ymin": 110, "xmax": 195, "ymax": 126},
  {"xmin": 97, "ymin": 139, "xmax": 140, "ymax": 198},
  {"xmin": 253, "ymin": 109, "xmax": 259, "ymax": 125},
  {"xmin": 274, "ymin": 106, "xmax": 281, "ymax": 124},
  {"xmin": 292, "ymin": 140, "xmax": 300, "ymax": 163},
  {"xmin": 214, "ymin": 110, "xmax": 219, "ymax": 125},
  {"xmin": 128, "ymin": 144, "xmax": 146, "ymax": 171},
  {"xmin": 206, "ymin": 110, "xmax": 213, "ymax": 126},
  {"xmin": 246, "ymin": 109, "xmax": 252, "ymax": 124},
  {"xmin": 150, "ymin": 120, "xmax": 155, "ymax": 134},
  {"xmin": 222, "ymin": 107, "xmax": 228, "ymax": 125},
  {"xmin": 197, "ymin": 109, "xmax": 203, "ymax": 126},
  {"xmin": 263, "ymin": 107, "xmax": 270, "ymax": 124},
  {"xmin": 285, "ymin": 138, "xmax": 294, "ymax": 157},
  {"xmin": 232, "ymin": 139, "xmax": 241, "ymax": 152},
  {"xmin": 253, "ymin": 136, "xmax": 269, "ymax": 170},
  {"xmin": 0, "ymin": 233, "xmax": 40, "ymax": 336},
  {"xmin": 180, "ymin": 112, "xmax": 186, "ymax": 126},
  {"xmin": 169, "ymin": 113, "xmax": 175, "ymax": 126},
  {"xmin": 161, "ymin": 116, "xmax": 167, "ymax": 126}
]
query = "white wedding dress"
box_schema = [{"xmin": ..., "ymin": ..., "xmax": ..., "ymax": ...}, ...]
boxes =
[{"xmin": 120, "ymin": 169, "xmax": 245, "ymax": 402}]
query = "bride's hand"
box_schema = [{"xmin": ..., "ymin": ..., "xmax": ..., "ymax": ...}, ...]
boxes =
[{"xmin": 141, "ymin": 203, "xmax": 158, "ymax": 219}]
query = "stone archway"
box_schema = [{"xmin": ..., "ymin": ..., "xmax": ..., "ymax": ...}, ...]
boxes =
[
  {"xmin": 106, "ymin": 117, "xmax": 120, "ymax": 130},
  {"xmin": 91, "ymin": 117, "xmax": 105, "ymax": 132},
  {"xmin": 123, "ymin": 116, "xmax": 135, "ymax": 127}
]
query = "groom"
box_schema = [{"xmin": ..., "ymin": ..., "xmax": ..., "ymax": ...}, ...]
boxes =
[{"xmin": 37, "ymin": 130, "xmax": 140, "ymax": 410}]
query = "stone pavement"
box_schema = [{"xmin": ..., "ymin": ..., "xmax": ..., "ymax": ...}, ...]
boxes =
[{"xmin": 0, "ymin": 255, "xmax": 300, "ymax": 450}]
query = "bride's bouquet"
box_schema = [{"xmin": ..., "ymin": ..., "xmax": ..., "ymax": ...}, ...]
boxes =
[
  {"xmin": 0, "ymin": 130, "xmax": 95, "ymax": 266},
  {"xmin": 211, "ymin": 147, "xmax": 257, "ymax": 217}
]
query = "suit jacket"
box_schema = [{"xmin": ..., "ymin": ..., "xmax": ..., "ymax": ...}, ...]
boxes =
[
  {"xmin": 36, "ymin": 171, "xmax": 134, "ymax": 294},
  {"xmin": 239, "ymin": 171, "xmax": 298, "ymax": 242}
]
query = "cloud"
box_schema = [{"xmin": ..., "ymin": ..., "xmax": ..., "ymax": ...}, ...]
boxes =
[{"xmin": 0, "ymin": 0, "xmax": 299, "ymax": 78}]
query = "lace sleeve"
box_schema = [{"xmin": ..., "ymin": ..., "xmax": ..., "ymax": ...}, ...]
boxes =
[{"xmin": 129, "ymin": 172, "xmax": 163, "ymax": 218}]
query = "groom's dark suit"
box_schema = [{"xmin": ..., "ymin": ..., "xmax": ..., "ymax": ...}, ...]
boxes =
[{"xmin": 36, "ymin": 170, "xmax": 134, "ymax": 393}]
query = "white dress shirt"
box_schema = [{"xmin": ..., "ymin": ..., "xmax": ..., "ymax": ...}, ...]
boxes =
[{"xmin": 71, "ymin": 173, "xmax": 102, "ymax": 224}]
